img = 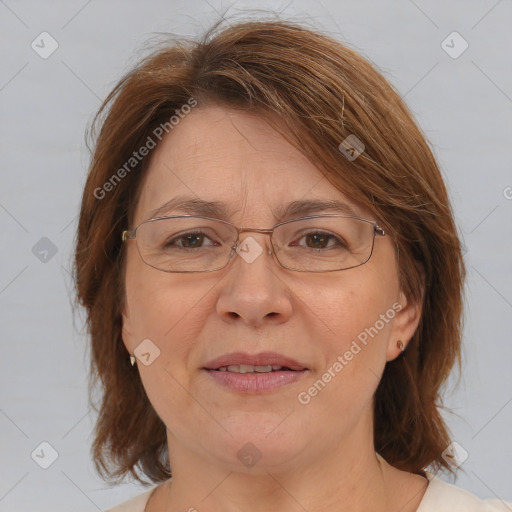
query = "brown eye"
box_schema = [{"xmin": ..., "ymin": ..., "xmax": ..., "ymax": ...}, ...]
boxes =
[
  {"xmin": 293, "ymin": 231, "xmax": 347, "ymax": 250},
  {"xmin": 163, "ymin": 231, "xmax": 216, "ymax": 249}
]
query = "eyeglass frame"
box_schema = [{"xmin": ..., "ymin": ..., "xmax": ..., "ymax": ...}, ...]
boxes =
[{"xmin": 121, "ymin": 213, "xmax": 387, "ymax": 273}]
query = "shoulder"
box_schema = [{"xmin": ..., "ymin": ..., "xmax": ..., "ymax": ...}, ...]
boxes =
[
  {"xmin": 103, "ymin": 487, "xmax": 157, "ymax": 512},
  {"xmin": 418, "ymin": 472, "xmax": 512, "ymax": 512}
]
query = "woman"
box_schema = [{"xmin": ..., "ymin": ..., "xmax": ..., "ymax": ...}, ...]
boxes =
[{"xmin": 74, "ymin": 19, "xmax": 511, "ymax": 512}]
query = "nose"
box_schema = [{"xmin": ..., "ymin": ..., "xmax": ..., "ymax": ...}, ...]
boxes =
[{"xmin": 215, "ymin": 233, "xmax": 293, "ymax": 327}]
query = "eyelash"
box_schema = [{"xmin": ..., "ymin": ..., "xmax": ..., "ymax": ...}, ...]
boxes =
[{"xmin": 164, "ymin": 229, "xmax": 347, "ymax": 250}]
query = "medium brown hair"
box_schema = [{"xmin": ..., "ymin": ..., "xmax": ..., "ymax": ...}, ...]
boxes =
[{"xmin": 74, "ymin": 18, "xmax": 465, "ymax": 485}]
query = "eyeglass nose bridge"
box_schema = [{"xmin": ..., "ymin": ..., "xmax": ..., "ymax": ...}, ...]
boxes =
[{"xmin": 232, "ymin": 226, "xmax": 276, "ymax": 256}]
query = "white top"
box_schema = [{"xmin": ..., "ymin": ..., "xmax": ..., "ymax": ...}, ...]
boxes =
[{"xmin": 104, "ymin": 471, "xmax": 512, "ymax": 511}]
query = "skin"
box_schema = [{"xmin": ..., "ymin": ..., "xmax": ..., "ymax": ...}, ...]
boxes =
[{"xmin": 121, "ymin": 105, "xmax": 429, "ymax": 512}]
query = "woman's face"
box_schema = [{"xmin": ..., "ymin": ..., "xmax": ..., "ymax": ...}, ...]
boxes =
[{"xmin": 121, "ymin": 105, "xmax": 421, "ymax": 472}]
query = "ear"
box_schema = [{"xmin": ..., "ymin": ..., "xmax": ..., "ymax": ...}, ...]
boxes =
[{"xmin": 386, "ymin": 290, "xmax": 422, "ymax": 362}]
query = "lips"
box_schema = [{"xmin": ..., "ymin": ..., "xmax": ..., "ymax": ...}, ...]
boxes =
[
  {"xmin": 203, "ymin": 351, "xmax": 308, "ymax": 372},
  {"xmin": 203, "ymin": 351, "xmax": 309, "ymax": 393}
]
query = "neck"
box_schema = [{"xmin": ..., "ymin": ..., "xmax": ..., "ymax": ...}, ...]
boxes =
[{"xmin": 147, "ymin": 428, "xmax": 425, "ymax": 512}]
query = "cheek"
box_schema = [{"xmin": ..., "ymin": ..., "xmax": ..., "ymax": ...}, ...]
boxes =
[
  {"xmin": 124, "ymin": 255, "xmax": 217, "ymax": 366},
  {"xmin": 124, "ymin": 265, "xmax": 212, "ymax": 416},
  {"xmin": 308, "ymin": 271, "xmax": 397, "ymax": 378},
  {"xmin": 125, "ymin": 249, "xmax": 184, "ymax": 334},
  {"xmin": 313, "ymin": 272, "xmax": 395, "ymax": 336},
  {"xmin": 299, "ymin": 290, "xmax": 394, "ymax": 420}
]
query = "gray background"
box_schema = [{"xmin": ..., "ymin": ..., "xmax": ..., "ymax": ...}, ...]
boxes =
[{"xmin": 0, "ymin": 0, "xmax": 511, "ymax": 510}]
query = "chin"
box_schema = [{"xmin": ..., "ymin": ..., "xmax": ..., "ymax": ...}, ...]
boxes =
[{"xmin": 204, "ymin": 416, "xmax": 308, "ymax": 471}]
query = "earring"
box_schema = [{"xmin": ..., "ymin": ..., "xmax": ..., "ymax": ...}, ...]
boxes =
[
  {"xmin": 130, "ymin": 355, "xmax": 136, "ymax": 366},
  {"xmin": 397, "ymin": 340, "xmax": 404, "ymax": 352}
]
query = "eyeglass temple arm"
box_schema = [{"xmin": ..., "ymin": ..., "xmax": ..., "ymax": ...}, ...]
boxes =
[
  {"xmin": 122, "ymin": 230, "xmax": 136, "ymax": 242},
  {"xmin": 375, "ymin": 225, "xmax": 386, "ymax": 236}
]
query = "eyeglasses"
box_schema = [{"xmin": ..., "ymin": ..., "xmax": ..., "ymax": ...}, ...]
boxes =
[{"xmin": 122, "ymin": 214, "xmax": 386, "ymax": 273}]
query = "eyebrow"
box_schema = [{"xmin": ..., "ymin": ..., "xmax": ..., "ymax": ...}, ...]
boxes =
[{"xmin": 147, "ymin": 195, "xmax": 358, "ymax": 222}]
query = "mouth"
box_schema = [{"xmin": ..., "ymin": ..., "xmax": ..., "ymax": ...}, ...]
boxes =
[
  {"xmin": 203, "ymin": 351, "xmax": 308, "ymax": 373},
  {"xmin": 212, "ymin": 364, "xmax": 300, "ymax": 373},
  {"xmin": 202, "ymin": 353, "xmax": 309, "ymax": 393},
  {"xmin": 204, "ymin": 367, "xmax": 308, "ymax": 393}
]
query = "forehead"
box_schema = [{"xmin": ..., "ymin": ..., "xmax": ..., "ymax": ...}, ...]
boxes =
[{"xmin": 134, "ymin": 105, "xmax": 370, "ymax": 224}]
